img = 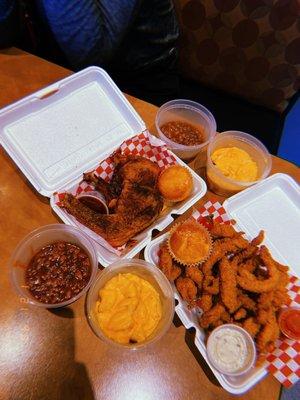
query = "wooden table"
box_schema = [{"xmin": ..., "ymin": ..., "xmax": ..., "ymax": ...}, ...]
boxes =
[{"xmin": 0, "ymin": 48, "xmax": 299, "ymax": 400}]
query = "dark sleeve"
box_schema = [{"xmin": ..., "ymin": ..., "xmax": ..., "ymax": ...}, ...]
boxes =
[
  {"xmin": 0, "ymin": 0, "xmax": 18, "ymax": 48},
  {"xmin": 40, "ymin": 0, "xmax": 139, "ymax": 70}
]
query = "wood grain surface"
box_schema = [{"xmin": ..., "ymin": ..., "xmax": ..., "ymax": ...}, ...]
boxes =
[{"xmin": 0, "ymin": 48, "xmax": 299, "ymax": 400}]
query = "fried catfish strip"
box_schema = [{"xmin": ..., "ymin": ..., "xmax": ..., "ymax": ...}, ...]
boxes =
[
  {"xmin": 234, "ymin": 245, "xmax": 258, "ymax": 266},
  {"xmin": 176, "ymin": 277, "xmax": 197, "ymax": 304},
  {"xmin": 242, "ymin": 317, "xmax": 261, "ymax": 338},
  {"xmin": 276, "ymin": 269, "xmax": 290, "ymax": 289},
  {"xmin": 237, "ymin": 291, "xmax": 257, "ymax": 312},
  {"xmin": 203, "ymin": 276, "xmax": 219, "ymax": 294},
  {"xmin": 242, "ymin": 258, "xmax": 260, "ymax": 273},
  {"xmin": 257, "ymin": 306, "xmax": 274, "ymax": 325},
  {"xmin": 234, "ymin": 308, "xmax": 247, "ymax": 320},
  {"xmin": 272, "ymin": 289, "xmax": 289, "ymax": 309},
  {"xmin": 199, "ymin": 304, "xmax": 225, "ymax": 329},
  {"xmin": 219, "ymin": 257, "xmax": 239, "ymax": 313},
  {"xmin": 158, "ymin": 242, "xmax": 181, "ymax": 282},
  {"xmin": 186, "ymin": 265, "xmax": 203, "ymax": 288},
  {"xmin": 210, "ymin": 310, "xmax": 231, "ymax": 328},
  {"xmin": 202, "ymin": 236, "xmax": 248, "ymax": 277},
  {"xmin": 258, "ymin": 291, "xmax": 274, "ymax": 310},
  {"xmin": 274, "ymin": 261, "xmax": 289, "ymax": 274},
  {"xmin": 197, "ymin": 293, "xmax": 213, "ymax": 312},
  {"xmin": 210, "ymin": 219, "xmax": 244, "ymax": 239},
  {"xmin": 258, "ymin": 279, "xmax": 288, "ymax": 310},
  {"xmin": 221, "ymin": 310, "xmax": 231, "ymax": 323},
  {"xmin": 237, "ymin": 246, "xmax": 279, "ymax": 293},
  {"xmin": 251, "ymin": 230, "xmax": 265, "ymax": 246},
  {"xmin": 257, "ymin": 312, "xmax": 280, "ymax": 353}
]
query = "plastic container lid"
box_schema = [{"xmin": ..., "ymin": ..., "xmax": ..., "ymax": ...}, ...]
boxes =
[
  {"xmin": 0, "ymin": 67, "xmax": 145, "ymax": 196},
  {"xmin": 223, "ymin": 173, "xmax": 300, "ymax": 277}
]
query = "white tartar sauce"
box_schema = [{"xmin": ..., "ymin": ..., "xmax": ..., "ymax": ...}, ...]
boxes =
[{"xmin": 208, "ymin": 328, "xmax": 249, "ymax": 373}]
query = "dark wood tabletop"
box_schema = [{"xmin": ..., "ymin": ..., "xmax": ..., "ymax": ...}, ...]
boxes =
[{"xmin": 0, "ymin": 47, "xmax": 299, "ymax": 400}]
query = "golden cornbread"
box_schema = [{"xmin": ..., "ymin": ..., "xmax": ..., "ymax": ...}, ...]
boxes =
[
  {"xmin": 168, "ymin": 219, "xmax": 212, "ymax": 266},
  {"xmin": 95, "ymin": 273, "xmax": 162, "ymax": 344},
  {"xmin": 158, "ymin": 165, "xmax": 193, "ymax": 202},
  {"xmin": 211, "ymin": 147, "xmax": 258, "ymax": 182}
]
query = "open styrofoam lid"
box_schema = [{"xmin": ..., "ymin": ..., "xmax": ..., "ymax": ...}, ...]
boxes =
[
  {"xmin": 223, "ymin": 173, "xmax": 300, "ymax": 277},
  {"xmin": 0, "ymin": 66, "xmax": 145, "ymax": 196}
]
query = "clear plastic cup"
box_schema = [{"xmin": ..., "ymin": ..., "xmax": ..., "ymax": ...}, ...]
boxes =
[
  {"xmin": 86, "ymin": 258, "xmax": 175, "ymax": 350},
  {"xmin": 206, "ymin": 324, "xmax": 256, "ymax": 376},
  {"xmin": 155, "ymin": 99, "xmax": 217, "ymax": 161},
  {"xmin": 278, "ymin": 307, "xmax": 300, "ymax": 340},
  {"xmin": 206, "ymin": 131, "xmax": 272, "ymax": 197},
  {"xmin": 9, "ymin": 224, "xmax": 98, "ymax": 308},
  {"xmin": 77, "ymin": 190, "xmax": 109, "ymax": 214}
]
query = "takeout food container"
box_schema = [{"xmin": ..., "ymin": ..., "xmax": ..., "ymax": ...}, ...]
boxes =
[
  {"xmin": 86, "ymin": 259, "xmax": 175, "ymax": 350},
  {"xmin": 9, "ymin": 224, "xmax": 98, "ymax": 308},
  {"xmin": 144, "ymin": 173, "xmax": 300, "ymax": 394},
  {"xmin": 206, "ymin": 131, "xmax": 272, "ymax": 197},
  {"xmin": 155, "ymin": 99, "xmax": 216, "ymax": 161},
  {"xmin": 0, "ymin": 67, "xmax": 207, "ymax": 267}
]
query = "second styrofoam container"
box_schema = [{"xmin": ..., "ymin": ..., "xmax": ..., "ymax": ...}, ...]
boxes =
[{"xmin": 144, "ymin": 173, "xmax": 300, "ymax": 394}]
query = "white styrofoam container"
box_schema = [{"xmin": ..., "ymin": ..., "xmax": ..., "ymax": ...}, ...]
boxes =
[
  {"xmin": 0, "ymin": 67, "xmax": 145, "ymax": 196},
  {"xmin": 144, "ymin": 173, "xmax": 300, "ymax": 394},
  {"xmin": 0, "ymin": 66, "xmax": 207, "ymax": 266},
  {"xmin": 223, "ymin": 173, "xmax": 300, "ymax": 277}
]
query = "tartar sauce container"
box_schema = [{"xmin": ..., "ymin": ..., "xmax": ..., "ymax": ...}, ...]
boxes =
[{"xmin": 206, "ymin": 324, "xmax": 256, "ymax": 376}]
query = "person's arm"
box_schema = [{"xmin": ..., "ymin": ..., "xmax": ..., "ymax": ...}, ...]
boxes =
[
  {"xmin": 40, "ymin": 0, "xmax": 140, "ymax": 70},
  {"xmin": 0, "ymin": 0, "xmax": 18, "ymax": 48}
]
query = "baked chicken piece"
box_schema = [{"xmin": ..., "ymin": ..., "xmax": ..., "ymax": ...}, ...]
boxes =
[
  {"xmin": 60, "ymin": 153, "xmax": 163, "ymax": 247},
  {"xmin": 84, "ymin": 152, "xmax": 160, "ymax": 210}
]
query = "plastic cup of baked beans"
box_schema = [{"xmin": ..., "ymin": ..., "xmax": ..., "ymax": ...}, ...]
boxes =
[
  {"xmin": 9, "ymin": 224, "xmax": 98, "ymax": 308},
  {"xmin": 155, "ymin": 99, "xmax": 217, "ymax": 161}
]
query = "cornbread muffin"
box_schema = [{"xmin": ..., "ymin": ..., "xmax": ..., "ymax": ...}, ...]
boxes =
[
  {"xmin": 158, "ymin": 165, "xmax": 193, "ymax": 202},
  {"xmin": 168, "ymin": 219, "xmax": 212, "ymax": 266}
]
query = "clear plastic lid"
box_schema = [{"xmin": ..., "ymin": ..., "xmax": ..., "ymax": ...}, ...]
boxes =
[
  {"xmin": 223, "ymin": 173, "xmax": 300, "ymax": 277},
  {"xmin": 0, "ymin": 67, "xmax": 145, "ymax": 196}
]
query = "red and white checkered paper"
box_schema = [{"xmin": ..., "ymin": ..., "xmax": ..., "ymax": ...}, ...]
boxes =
[
  {"xmin": 54, "ymin": 131, "xmax": 177, "ymax": 253},
  {"xmin": 192, "ymin": 200, "xmax": 300, "ymax": 389}
]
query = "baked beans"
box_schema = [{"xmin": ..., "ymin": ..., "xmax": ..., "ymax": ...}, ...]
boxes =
[
  {"xmin": 160, "ymin": 121, "xmax": 204, "ymax": 146},
  {"xmin": 25, "ymin": 241, "xmax": 91, "ymax": 304}
]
